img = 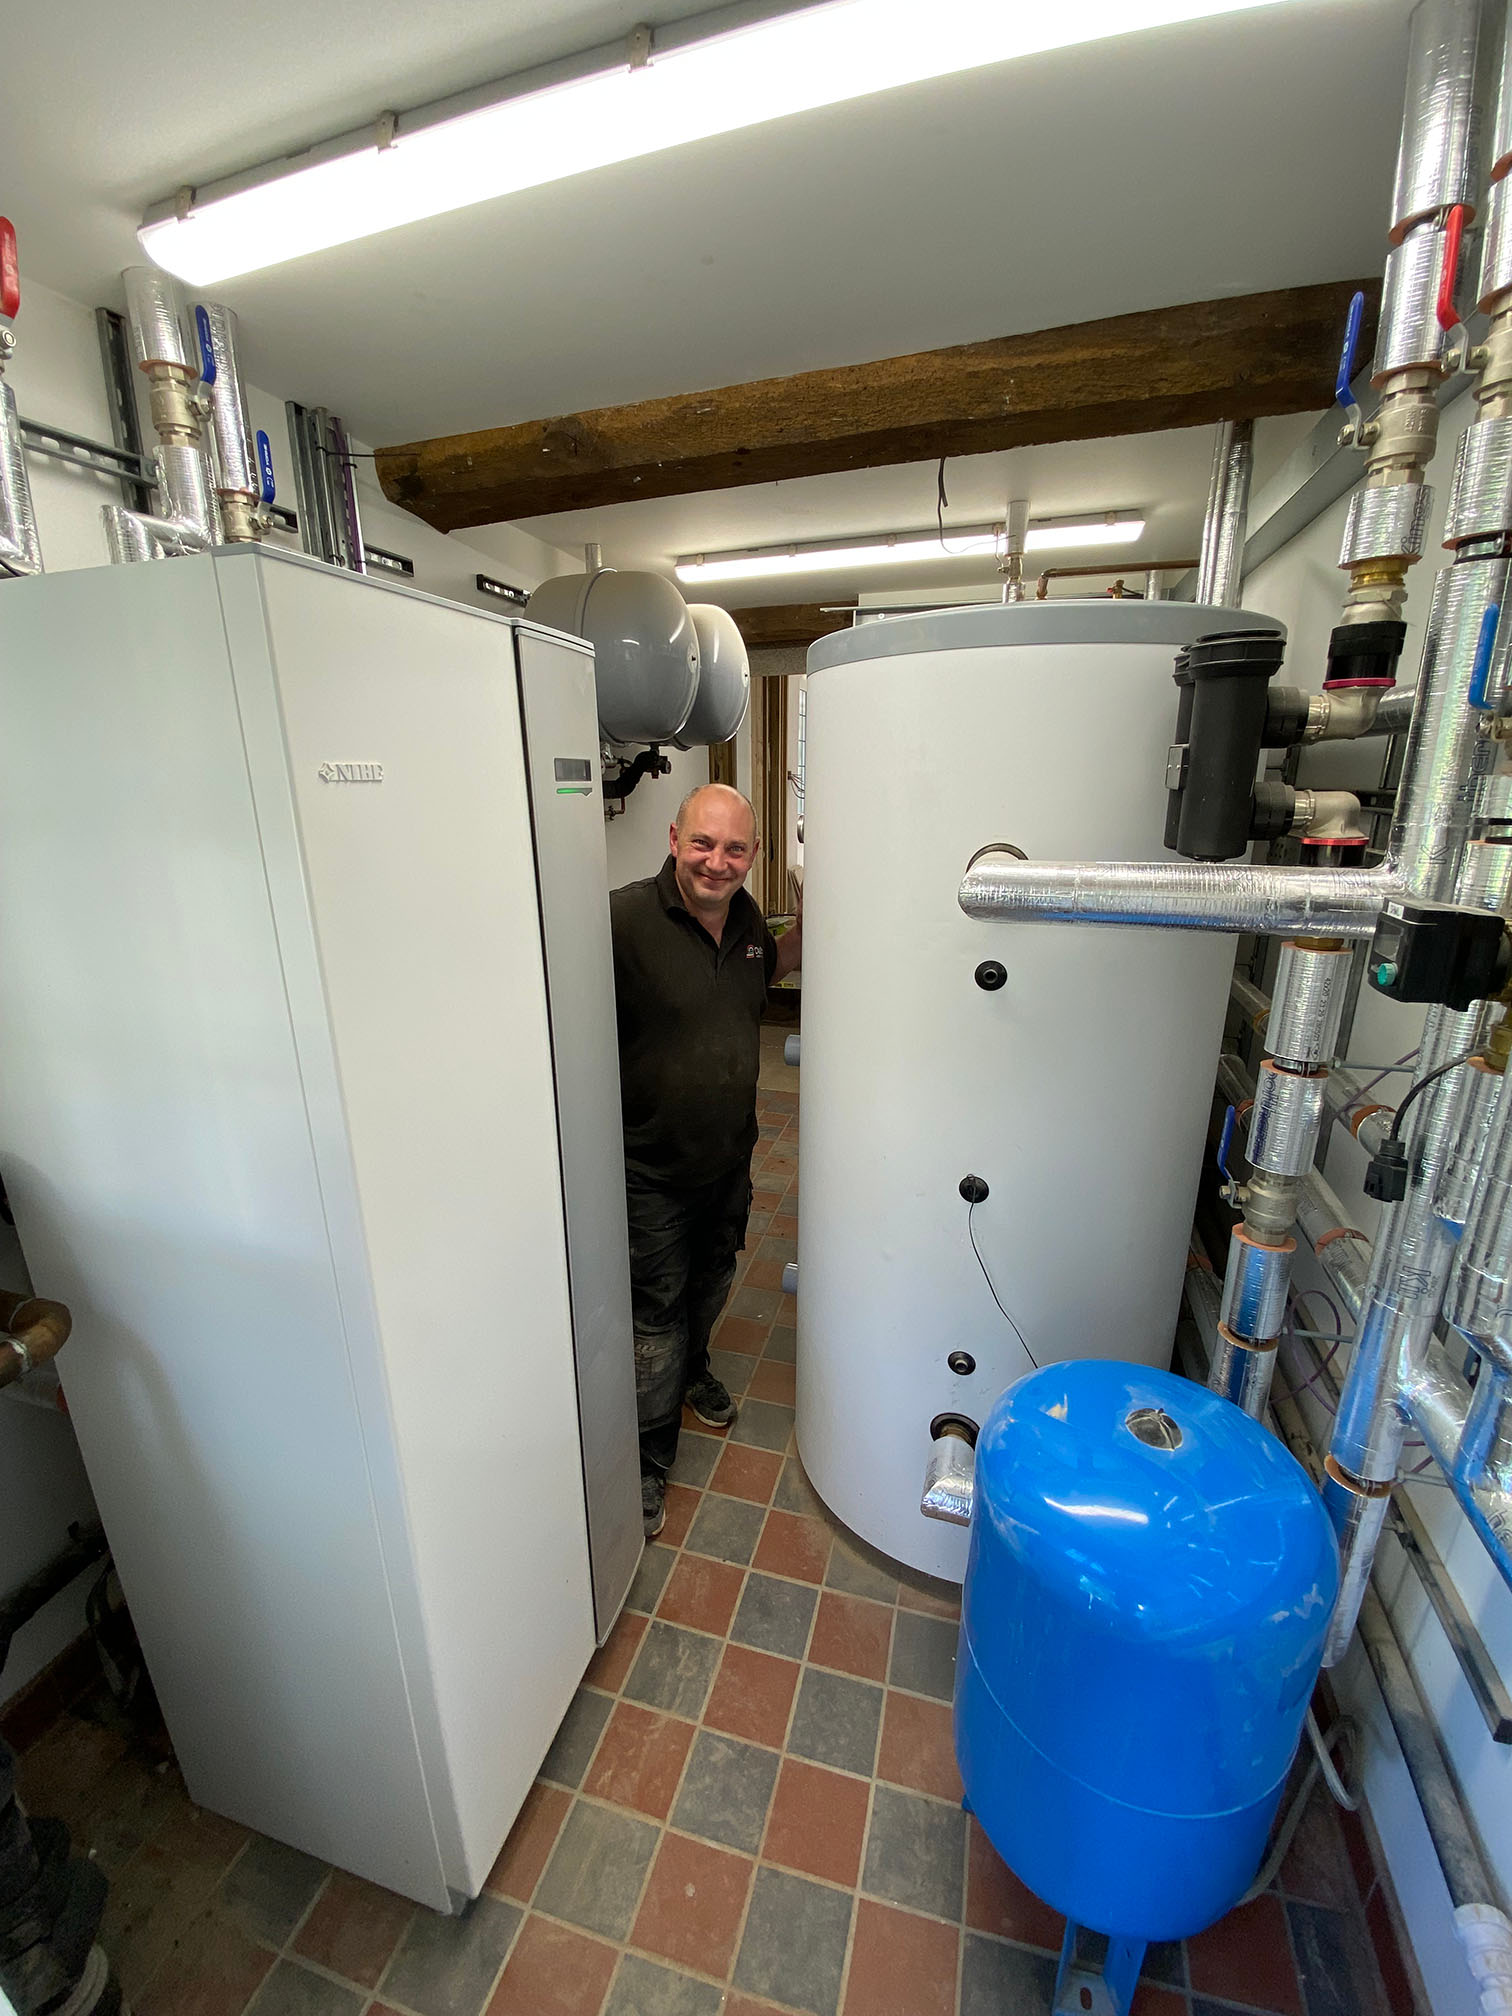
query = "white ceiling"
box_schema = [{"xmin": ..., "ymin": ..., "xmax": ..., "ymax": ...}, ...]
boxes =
[{"xmin": 3, "ymin": 0, "xmax": 1410, "ymax": 590}]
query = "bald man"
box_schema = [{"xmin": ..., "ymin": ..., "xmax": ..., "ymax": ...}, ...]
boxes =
[{"xmin": 611, "ymin": 784, "xmax": 802, "ymax": 1536}]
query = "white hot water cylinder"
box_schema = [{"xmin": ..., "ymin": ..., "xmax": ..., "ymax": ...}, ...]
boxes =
[{"xmin": 796, "ymin": 599, "xmax": 1283, "ymax": 1580}]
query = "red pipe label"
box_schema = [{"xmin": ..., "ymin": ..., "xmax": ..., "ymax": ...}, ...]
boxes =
[{"xmin": 0, "ymin": 219, "xmax": 18, "ymax": 321}]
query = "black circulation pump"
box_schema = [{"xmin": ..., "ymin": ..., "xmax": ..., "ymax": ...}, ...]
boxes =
[{"xmin": 1165, "ymin": 630, "xmax": 1288, "ymax": 861}]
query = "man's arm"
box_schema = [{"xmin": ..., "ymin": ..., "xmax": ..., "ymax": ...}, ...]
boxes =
[{"xmin": 0, "ymin": 1290, "xmax": 71, "ymax": 1390}]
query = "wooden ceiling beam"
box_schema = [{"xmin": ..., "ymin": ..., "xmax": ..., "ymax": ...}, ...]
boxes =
[
  {"xmin": 731, "ymin": 604, "xmax": 854, "ymax": 651},
  {"xmin": 375, "ymin": 279, "xmax": 1377, "ymax": 533}
]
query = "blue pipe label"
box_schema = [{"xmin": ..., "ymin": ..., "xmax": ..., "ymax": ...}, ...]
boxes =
[
  {"xmin": 194, "ymin": 305, "xmax": 216, "ymax": 386},
  {"xmin": 256, "ymin": 430, "xmax": 275, "ymax": 506}
]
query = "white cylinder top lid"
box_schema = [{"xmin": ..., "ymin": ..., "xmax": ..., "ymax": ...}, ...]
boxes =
[{"xmin": 807, "ymin": 598, "xmax": 1285, "ymax": 674}]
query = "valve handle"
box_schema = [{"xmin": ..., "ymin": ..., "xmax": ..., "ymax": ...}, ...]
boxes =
[
  {"xmin": 1335, "ymin": 289, "xmax": 1366, "ymax": 410},
  {"xmin": 1438, "ymin": 203, "xmax": 1468, "ymax": 331},
  {"xmin": 255, "ymin": 429, "xmax": 275, "ymax": 506},
  {"xmin": 1469, "ymin": 601, "xmax": 1501, "ymax": 711},
  {"xmin": 194, "ymin": 305, "xmax": 217, "ymax": 385},
  {"xmin": 0, "ymin": 218, "xmax": 19, "ymax": 322}
]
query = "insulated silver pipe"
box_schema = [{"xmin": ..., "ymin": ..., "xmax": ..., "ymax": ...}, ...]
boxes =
[
  {"xmin": 1362, "ymin": 687, "xmax": 1419, "ymax": 735},
  {"xmin": 0, "ymin": 381, "xmax": 42, "ymax": 578},
  {"xmin": 957, "ymin": 857, "xmax": 1392, "ymax": 937},
  {"xmin": 1391, "ymin": 0, "xmax": 1485, "ymax": 241},
  {"xmin": 108, "ymin": 268, "xmax": 216, "ymax": 561},
  {"xmin": 102, "ymin": 506, "xmax": 160, "ymax": 564},
  {"xmin": 195, "ymin": 301, "xmax": 261, "ymax": 541},
  {"xmin": 1195, "ymin": 420, "xmax": 1253, "ymax": 608},
  {"xmin": 123, "ymin": 265, "xmax": 192, "ymax": 373}
]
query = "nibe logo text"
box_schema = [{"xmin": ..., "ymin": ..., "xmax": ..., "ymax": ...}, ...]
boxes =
[{"xmin": 317, "ymin": 761, "xmax": 384, "ymax": 783}]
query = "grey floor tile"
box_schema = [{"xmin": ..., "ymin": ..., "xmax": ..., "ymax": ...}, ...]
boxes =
[
  {"xmin": 623, "ymin": 1619, "xmax": 722, "ymax": 1718},
  {"xmin": 730, "ymin": 1400, "xmax": 795, "ymax": 1453},
  {"xmin": 604, "ymin": 1954, "xmax": 724, "ymax": 2016},
  {"xmin": 685, "ymin": 1493, "xmax": 766, "ymax": 1565},
  {"xmin": 379, "ymin": 1894, "xmax": 522, "ymax": 2016},
  {"xmin": 733, "ymin": 1866, "xmax": 853, "ymax": 2016},
  {"xmin": 539, "ymin": 1687, "xmax": 613, "ymax": 1788},
  {"xmin": 861, "ymin": 1783, "xmax": 968, "ymax": 1922},
  {"xmin": 668, "ymin": 1434, "xmax": 721, "ymax": 1489},
  {"xmin": 764, "ymin": 1325, "xmax": 798, "ymax": 1365},
  {"xmin": 889, "ymin": 1612, "xmax": 958, "ymax": 1703},
  {"xmin": 826, "ymin": 1532, "xmax": 900, "ymax": 1605},
  {"xmin": 1287, "ymin": 1899, "xmax": 1390, "ymax": 2016},
  {"xmin": 730, "ymin": 1572, "xmax": 817, "ymax": 1659},
  {"xmin": 787, "ymin": 1667, "xmax": 883, "ymax": 1777},
  {"xmin": 759, "ymin": 1235, "xmax": 798, "ymax": 1265},
  {"xmin": 534, "ymin": 1801, "xmax": 659, "ymax": 1943},
  {"xmin": 773, "ymin": 1456, "xmax": 824, "ymax": 1518},
  {"xmin": 959, "ymin": 1933, "xmax": 1058, "ymax": 2015},
  {"xmin": 248, "ymin": 1960, "xmax": 365, "ymax": 2016},
  {"xmin": 221, "ymin": 1836, "xmax": 329, "ymax": 1945},
  {"xmin": 625, "ymin": 1544, "xmax": 676, "ymax": 1614},
  {"xmin": 1143, "ymin": 1939, "xmax": 1187, "ymax": 1987},
  {"xmin": 731, "ymin": 1286, "xmax": 783, "ymax": 1324},
  {"xmin": 672, "ymin": 1730, "xmax": 779, "ymax": 1854},
  {"xmin": 708, "ymin": 1349, "xmax": 755, "ymax": 1396}
]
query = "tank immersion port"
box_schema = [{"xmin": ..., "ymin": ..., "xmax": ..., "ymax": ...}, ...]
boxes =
[
  {"xmin": 1125, "ymin": 1406, "xmax": 1183, "ymax": 1451},
  {"xmin": 948, "ymin": 1352, "xmax": 976, "ymax": 1376}
]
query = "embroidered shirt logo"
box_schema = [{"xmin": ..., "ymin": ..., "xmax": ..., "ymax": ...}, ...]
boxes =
[
  {"xmin": 317, "ymin": 762, "xmax": 384, "ymax": 783},
  {"xmin": 746, "ymin": 942, "xmax": 764, "ymax": 958}
]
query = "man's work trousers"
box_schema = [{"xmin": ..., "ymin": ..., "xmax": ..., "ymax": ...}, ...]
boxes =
[{"xmin": 627, "ymin": 1160, "xmax": 752, "ymax": 1477}]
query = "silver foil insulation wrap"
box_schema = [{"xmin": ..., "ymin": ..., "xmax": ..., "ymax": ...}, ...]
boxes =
[
  {"xmin": 1339, "ymin": 482, "xmax": 1433, "ymax": 569},
  {"xmin": 1480, "ymin": 169, "xmax": 1512, "ymax": 308},
  {"xmin": 0, "ymin": 382, "xmax": 42, "ymax": 577},
  {"xmin": 1391, "ymin": 0, "xmax": 1485, "ymax": 241},
  {"xmin": 1388, "ymin": 556, "xmax": 1510, "ymax": 901},
  {"xmin": 1267, "ymin": 943, "xmax": 1350, "ymax": 1068},
  {"xmin": 195, "ymin": 302, "xmax": 258, "ymax": 504},
  {"xmin": 1444, "ymin": 415, "xmax": 1512, "ymax": 546},
  {"xmin": 1218, "ymin": 1228, "xmax": 1294, "ymax": 1341},
  {"xmin": 1375, "ymin": 222, "xmax": 1455, "ymax": 379},
  {"xmin": 1250, "ymin": 1061, "xmax": 1329, "ymax": 1177},
  {"xmin": 123, "ymin": 265, "xmax": 191, "ymax": 374},
  {"xmin": 1448, "ymin": 1066, "xmax": 1512, "ymax": 1361},
  {"xmin": 957, "ymin": 859, "xmax": 1391, "ymax": 939}
]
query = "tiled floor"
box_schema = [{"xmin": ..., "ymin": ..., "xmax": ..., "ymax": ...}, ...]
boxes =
[{"xmin": 5, "ymin": 1078, "xmax": 1409, "ymax": 2016}]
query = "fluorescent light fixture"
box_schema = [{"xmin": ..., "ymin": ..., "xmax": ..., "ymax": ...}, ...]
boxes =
[
  {"xmin": 675, "ymin": 514, "xmax": 1146, "ymax": 584},
  {"xmin": 141, "ymin": 0, "xmax": 1293, "ymax": 283}
]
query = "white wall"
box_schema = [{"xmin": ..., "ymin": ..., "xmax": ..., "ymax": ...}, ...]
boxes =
[
  {"xmin": 1245, "ymin": 396, "xmax": 1512, "ymax": 2016},
  {"xmin": 0, "ymin": 276, "xmax": 580, "ymax": 1703},
  {"xmin": 603, "ymin": 745, "xmax": 710, "ymax": 889}
]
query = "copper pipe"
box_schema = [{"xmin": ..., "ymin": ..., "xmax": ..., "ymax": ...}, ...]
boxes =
[{"xmin": 1034, "ymin": 558, "xmax": 1198, "ymax": 600}]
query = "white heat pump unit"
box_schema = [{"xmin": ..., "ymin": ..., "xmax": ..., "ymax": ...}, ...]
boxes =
[{"xmin": 0, "ymin": 546, "xmax": 641, "ymax": 1910}]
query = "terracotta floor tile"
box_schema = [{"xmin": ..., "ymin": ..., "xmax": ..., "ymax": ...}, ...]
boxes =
[
  {"xmin": 715, "ymin": 1316, "xmax": 771, "ymax": 1356},
  {"xmin": 842, "ymin": 1898, "xmax": 958, "ymax": 2016},
  {"xmin": 876, "ymin": 1693, "xmax": 961, "ymax": 1804},
  {"xmin": 135, "ymin": 1905, "xmax": 276, "ymax": 2016},
  {"xmin": 1187, "ymin": 1893, "xmax": 1304, "ymax": 2016},
  {"xmin": 745, "ymin": 1359, "xmax": 797, "ymax": 1407},
  {"xmin": 761, "ymin": 1757, "xmax": 870, "ymax": 1888},
  {"xmin": 808, "ymin": 1592, "xmax": 894, "ymax": 1684},
  {"xmin": 583, "ymin": 1702, "xmax": 696, "ymax": 1821},
  {"xmin": 1130, "ymin": 1989, "xmax": 1187, "ymax": 2016},
  {"xmin": 292, "ymin": 1869, "xmax": 413, "ymax": 1987},
  {"xmin": 484, "ymin": 1783, "xmax": 572, "ymax": 1905},
  {"xmin": 486, "ymin": 1915, "xmax": 615, "ymax": 2016},
  {"xmin": 752, "ymin": 1510, "xmax": 832, "ymax": 1585},
  {"xmin": 745, "ymin": 1259, "xmax": 787, "ymax": 1291},
  {"xmin": 751, "ymin": 1190, "xmax": 784, "ymax": 1216},
  {"xmin": 723, "ymin": 1998, "xmax": 786, "ymax": 2016},
  {"xmin": 703, "ymin": 1645, "xmax": 800, "ymax": 1749},
  {"xmin": 770, "ymin": 1214, "xmax": 799, "ymax": 1239},
  {"xmin": 102, "ymin": 1808, "xmax": 253, "ymax": 2006},
  {"xmin": 584, "ymin": 1611, "xmax": 649, "ymax": 1694},
  {"xmin": 964, "ymin": 1821, "xmax": 1063, "ymax": 1951},
  {"xmin": 659, "ymin": 1483, "xmax": 702, "ymax": 1550},
  {"xmin": 712, "ymin": 1443, "xmax": 783, "ymax": 1505},
  {"xmin": 656, "ymin": 1553, "xmax": 746, "ymax": 1638},
  {"xmin": 630, "ymin": 1831, "xmax": 754, "ymax": 1977}
]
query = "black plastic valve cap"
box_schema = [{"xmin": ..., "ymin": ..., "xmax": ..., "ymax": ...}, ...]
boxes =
[{"xmin": 975, "ymin": 961, "xmax": 1008, "ymax": 991}]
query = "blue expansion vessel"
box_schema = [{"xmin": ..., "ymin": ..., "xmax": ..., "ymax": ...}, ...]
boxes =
[{"xmin": 955, "ymin": 1360, "xmax": 1339, "ymax": 1943}]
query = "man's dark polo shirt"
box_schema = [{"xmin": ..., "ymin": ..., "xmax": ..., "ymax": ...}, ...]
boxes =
[{"xmin": 611, "ymin": 856, "xmax": 778, "ymax": 1186}]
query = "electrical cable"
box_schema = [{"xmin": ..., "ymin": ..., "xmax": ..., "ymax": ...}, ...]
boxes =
[
  {"xmin": 934, "ymin": 457, "xmax": 978, "ymax": 557},
  {"xmin": 1238, "ymin": 1713, "xmax": 1357, "ymax": 1905},
  {"xmin": 1387, "ymin": 1050, "xmax": 1482, "ymax": 1146},
  {"xmin": 966, "ymin": 1200, "xmax": 1039, "ymax": 1369}
]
